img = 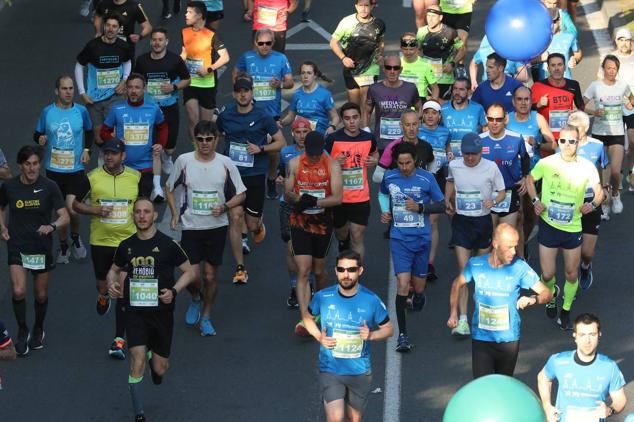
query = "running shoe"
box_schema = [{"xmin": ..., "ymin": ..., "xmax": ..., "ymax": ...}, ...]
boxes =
[
  {"xmin": 109, "ymin": 337, "xmax": 126, "ymax": 360},
  {"xmin": 242, "ymin": 237, "xmax": 251, "ymax": 255},
  {"xmin": 294, "ymin": 319, "xmax": 310, "ymax": 337},
  {"xmin": 412, "ymin": 292, "xmax": 426, "ymax": 312},
  {"xmin": 199, "ymin": 317, "xmax": 216, "ymax": 336},
  {"xmin": 395, "ymin": 333, "xmax": 413, "ymax": 353},
  {"xmin": 161, "ymin": 151, "xmax": 174, "ymax": 175},
  {"xmin": 135, "ymin": 415, "xmax": 146, "ymax": 422},
  {"xmin": 601, "ymin": 203, "xmax": 610, "ymax": 221},
  {"xmin": 147, "ymin": 351, "xmax": 163, "ymax": 385},
  {"xmin": 96, "ymin": 293, "xmax": 111, "ymax": 316},
  {"xmin": 557, "ymin": 309, "xmax": 572, "ymax": 331},
  {"xmin": 185, "ymin": 298, "xmax": 201, "ymax": 325},
  {"xmin": 71, "ymin": 235, "xmax": 87, "ymax": 260},
  {"xmin": 266, "ymin": 179, "xmax": 279, "ymax": 200},
  {"xmin": 453, "ymin": 64, "xmax": 468, "ymax": 80},
  {"xmin": 28, "ymin": 327, "xmax": 45, "ymax": 350},
  {"xmin": 451, "ymin": 319, "xmax": 470, "ymax": 337},
  {"xmin": 232, "ymin": 265, "xmax": 249, "ymax": 285},
  {"xmin": 611, "ymin": 193, "xmax": 623, "ymax": 214},
  {"xmin": 151, "ymin": 188, "xmax": 165, "ymax": 203},
  {"xmin": 338, "ymin": 238, "xmax": 351, "ymax": 253},
  {"xmin": 546, "ymin": 284, "xmax": 560, "ymax": 319},
  {"xmin": 287, "ymin": 288, "xmax": 298, "ymax": 309},
  {"xmin": 579, "ymin": 263, "xmax": 593, "ymax": 290},
  {"xmin": 253, "ymin": 222, "xmax": 266, "ymax": 243},
  {"xmin": 162, "ymin": 13, "xmax": 172, "ymax": 20},
  {"xmin": 15, "ymin": 329, "xmax": 30, "ymax": 357},
  {"xmin": 301, "ymin": 9, "xmax": 311, "ymax": 21},
  {"xmin": 57, "ymin": 247, "xmax": 70, "ymax": 264},
  {"xmin": 79, "ymin": 0, "xmax": 91, "ymax": 17},
  {"xmin": 427, "ymin": 263, "xmax": 438, "ymax": 282}
]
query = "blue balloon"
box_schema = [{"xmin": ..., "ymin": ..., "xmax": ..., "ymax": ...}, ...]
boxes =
[{"xmin": 485, "ymin": 0, "xmax": 553, "ymax": 62}]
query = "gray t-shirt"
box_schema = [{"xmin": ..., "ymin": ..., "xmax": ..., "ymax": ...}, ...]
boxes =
[
  {"xmin": 447, "ymin": 157, "xmax": 505, "ymax": 217},
  {"xmin": 367, "ymin": 81, "xmax": 419, "ymax": 150},
  {"xmin": 584, "ymin": 79, "xmax": 633, "ymax": 135},
  {"xmin": 166, "ymin": 152, "xmax": 246, "ymax": 230}
]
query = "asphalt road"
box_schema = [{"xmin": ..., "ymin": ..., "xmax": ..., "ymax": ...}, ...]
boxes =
[{"xmin": 0, "ymin": 0, "xmax": 633, "ymax": 421}]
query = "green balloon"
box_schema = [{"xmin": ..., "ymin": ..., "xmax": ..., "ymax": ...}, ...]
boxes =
[{"xmin": 443, "ymin": 375, "xmax": 546, "ymax": 422}]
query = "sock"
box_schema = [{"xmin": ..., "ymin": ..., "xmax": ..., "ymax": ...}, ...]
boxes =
[
  {"xmin": 542, "ymin": 276, "xmax": 556, "ymax": 295},
  {"xmin": 395, "ymin": 294, "xmax": 408, "ymax": 335},
  {"xmin": 128, "ymin": 375, "xmax": 144, "ymax": 416},
  {"xmin": 290, "ymin": 275, "xmax": 297, "ymax": 288},
  {"xmin": 153, "ymin": 175, "xmax": 162, "ymax": 190},
  {"xmin": 562, "ymin": 279, "xmax": 578, "ymax": 311},
  {"xmin": 241, "ymin": 233, "xmax": 248, "ymax": 240},
  {"xmin": 34, "ymin": 299, "xmax": 48, "ymax": 329},
  {"xmin": 12, "ymin": 298, "xmax": 27, "ymax": 331},
  {"xmin": 459, "ymin": 314, "xmax": 467, "ymax": 321},
  {"xmin": 115, "ymin": 298, "xmax": 127, "ymax": 339},
  {"xmin": 60, "ymin": 240, "xmax": 69, "ymax": 253}
]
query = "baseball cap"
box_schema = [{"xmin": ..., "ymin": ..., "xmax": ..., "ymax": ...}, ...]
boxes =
[
  {"xmin": 102, "ymin": 139, "xmax": 125, "ymax": 153},
  {"xmin": 292, "ymin": 117, "xmax": 312, "ymax": 130},
  {"xmin": 461, "ymin": 132, "xmax": 482, "ymax": 154},
  {"xmin": 233, "ymin": 78, "xmax": 253, "ymax": 91},
  {"xmin": 422, "ymin": 100, "xmax": 441, "ymax": 112},
  {"xmin": 616, "ymin": 28, "xmax": 632, "ymax": 40},
  {"xmin": 304, "ymin": 131, "xmax": 324, "ymax": 156}
]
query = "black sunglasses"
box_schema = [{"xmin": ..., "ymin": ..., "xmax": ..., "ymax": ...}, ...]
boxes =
[
  {"xmin": 257, "ymin": 41, "xmax": 273, "ymax": 46},
  {"xmin": 401, "ymin": 40, "xmax": 417, "ymax": 48},
  {"xmin": 336, "ymin": 266, "xmax": 359, "ymax": 273},
  {"xmin": 486, "ymin": 116, "xmax": 504, "ymax": 123},
  {"xmin": 195, "ymin": 136, "xmax": 216, "ymax": 143},
  {"xmin": 558, "ymin": 138, "xmax": 577, "ymax": 145},
  {"xmin": 384, "ymin": 65, "xmax": 402, "ymax": 71}
]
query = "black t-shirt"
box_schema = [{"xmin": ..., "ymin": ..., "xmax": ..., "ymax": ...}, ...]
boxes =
[
  {"xmin": 77, "ymin": 37, "xmax": 132, "ymax": 69},
  {"xmin": 0, "ymin": 175, "xmax": 65, "ymax": 250},
  {"xmin": 387, "ymin": 139, "xmax": 434, "ymax": 170},
  {"xmin": 96, "ymin": 0, "xmax": 148, "ymax": 40},
  {"xmin": 343, "ymin": 17, "xmax": 386, "ymax": 76},
  {"xmin": 133, "ymin": 51, "xmax": 190, "ymax": 90},
  {"xmin": 114, "ymin": 230, "xmax": 189, "ymax": 312},
  {"xmin": 419, "ymin": 24, "xmax": 459, "ymax": 61}
]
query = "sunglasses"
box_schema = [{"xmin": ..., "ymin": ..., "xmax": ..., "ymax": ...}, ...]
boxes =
[
  {"xmin": 401, "ymin": 40, "xmax": 417, "ymax": 48},
  {"xmin": 195, "ymin": 136, "xmax": 216, "ymax": 143},
  {"xmin": 558, "ymin": 138, "xmax": 577, "ymax": 145},
  {"xmin": 335, "ymin": 266, "xmax": 359, "ymax": 273},
  {"xmin": 384, "ymin": 65, "xmax": 402, "ymax": 71},
  {"xmin": 426, "ymin": 9, "xmax": 442, "ymax": 15},
  {"xmin": 486, "ymin": 116, "xmax": 504, "ymax": 123},
  {"xmin": 257, "ymin": 41, "xmax": 273, "ymax": 46}
]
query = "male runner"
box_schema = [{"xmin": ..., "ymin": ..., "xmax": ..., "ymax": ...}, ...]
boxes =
[
  {"xmin": 471, "ymin": 53, "xmax": 524, "ymax": 113},
  {"xmin": 399, "ymin": 32, "xmax": 439, "ymax": 102},
  {"xmin": 94, "ymin": 0, "xmax": 152, "ymax": 61},
  {"xmin": 469, "ymin": 35, "xmax": 529, "ymax": 90},
  {"xmin": 438, "ymin": 0, "xmax": 473, "ymax": 76},
  {"xmin": 534, "ymin": 8, "xmax": 582, "ymax": 81},
  {"xmin": 249, "ymin": 0, "xmax": 298, "ymax": 53}
]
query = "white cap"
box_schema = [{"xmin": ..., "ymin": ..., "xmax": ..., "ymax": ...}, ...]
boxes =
[
  {"xmin": 616, "ymin": 28, "xmax": 632, "ymax": 40},
  {"xmin": 422, "ymin": 100, "xmax": 441, "ymax": 112}
]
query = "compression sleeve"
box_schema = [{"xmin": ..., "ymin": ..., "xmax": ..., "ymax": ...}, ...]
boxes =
[
  {"xmin": 422, "ymin": 201, "xmax": 446, "ymax": 214},
  {"xmin": 75, "ymin": 62, "xmax": 86, "ymax": 95},
  {"xmin": 372, "ymin": 166, "xmax": 386, "ymax": 184},
  {"xmin": 378, "ymin": 191, "xmax": 390, "ymax": 213},
  {"xmin": 122, "ymin": 61, "xmax": 132, "ymax": 80}
]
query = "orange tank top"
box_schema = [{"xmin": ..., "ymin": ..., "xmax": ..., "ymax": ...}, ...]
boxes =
[{"xmin": 182, "ymin": 27, "xmax": 216, "ymax": 88}]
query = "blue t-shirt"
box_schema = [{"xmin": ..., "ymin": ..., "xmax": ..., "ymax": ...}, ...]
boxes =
[
  {"xmin": 217, "ymin": 103, "xmax": 280, "ymax": 177},
  {"xmin": 417, "ymin": 125, "xmax": 451, "ymax": 171},
  {"xmin": 544, "ymin": 351, "xmax": 626, "ymax": 422},
  {"xmin": 36, "ymin": 103, "xmax": 93, "ymax": 173},
  {"xmin": 309, "ymin": 285, "xmax": 389, "ymax": 376},
  {"xmin": 508, "ymin": 111, "xmax": 542, "ymax": 170},
  {"xmin": 471, "ymin": 76, "xmax": 524, "ymax": 113},
  {"xmin": 473, "ymin": 35, "xmax": 525, "ymax": 82},
  {"xmin": 380, "ymin": 168, "xmax": 444, "ymax": 241},
  {"xmin": 279, "ymin": 144, "xmax": 304, "ymax": 203},
  {"xmin": 480, "ymin": 130, "xmax": 527, "ymax": 189},
  {"xmin": 235, "ymin": 50, "xmax": 292, "ymax": 118},
  {"xmin": 76, "ymin": 37, "xmax": 132, "ymax": 102},
  {"xmin": 104, "ymin": 100, "xmax": 165, "ymax": 171},
  {"xmin": 441, "ymin": 100, "xmax": 487, "ymax": 158},
  {"xmin": 463, "ymin": 254, "xmax": 539, "ymax": 343},
  {"xmin": 289, "ymin": 84, "xmax": 336, "ymax": 134},
  {"xmin": 203, "ymin": 0, "xmax": 223, "ymax": 11},
  {"xmin": 540, "ymin": 31, "xmax": 578, "ymax": 80}
]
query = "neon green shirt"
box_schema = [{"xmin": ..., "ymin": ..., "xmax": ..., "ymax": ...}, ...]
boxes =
[
  {"xmin": 440, "ymin": 0, "xmax": 474, "ymax": 14},
  {"xmin": 400, "ymin": 56, "xmax": 437, "ymax": 98}
]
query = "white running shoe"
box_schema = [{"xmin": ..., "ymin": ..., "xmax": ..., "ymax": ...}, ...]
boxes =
[
  {"xmin": 79, "ymin": 0, "xmax": 91, "ymax": 17},
  {"xmin": 611, "ymin": 193, "xmax": 623, "ymax": 214},
  {"xmin": 161, "ymin": 151, "xmax": 174, "ymax": 175},
  {"xmin": 601, "ymin": 203, "xmax": 611, "ymax": 221},
  {"xmin": 71, "ymin": 236, "xmax": 87, "ymax": 260}
]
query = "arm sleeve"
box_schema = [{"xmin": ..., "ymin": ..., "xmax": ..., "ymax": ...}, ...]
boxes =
[
  {"xmin": 122, "ymin": 60, "xmax": 132, "ymax": 80},
  {"xmin": 75, "ymin": 62, "xmax": 87, "ymax": 95},
  {"xmin": 378, "ymin": 191, "xmax": 390, "ymax": 213},
  {"xmin": 461, "ymin": 259, "xmax": 473, "ymax": 284},
  {"xmin": 422, "ymin": 201, "xmax": 446, "ymax": 214}
]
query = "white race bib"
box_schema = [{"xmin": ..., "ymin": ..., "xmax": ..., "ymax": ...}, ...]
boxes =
[
  {"xmin": 20, "ymin": 253, "xmax": 45, "ymax": 270},
  {"xmin": 549, "ymin": 110, "xmax": 569, "ymax": 131},
  {"xmin": 123, "ymin": 123, "xmax": 150, "ymax": 146},
  {"xmin": 96, "ymin": 68, "xmax": 120, "ymax": 89},
  {"xmin": 253, "ymin": 80, "xmax": 276, "ymax": 101},
  {"xmin": 99, "ymin": 199, "xmax": 129, "ymax": 225},
  {"xmin": 379, "ymin": 117, "xmax": 402, "ymax": 140},
  {"xmin": 50, "ymin": 148, "xmax": 75, "ymax": 170},
  {"xmin": 186, "ymin": 58, "xmax": 204, "ymax": 77},
  {"xmin": 423, "ymin": 56, "xmax": 443, "ymax": 79},
  {"xmin": 564, "ymin": 406, "xmax": 599, "ymax": 422},
  {"xmin": 256, "ymin": 5, "xmax": 279, "ymax": 26},
  {"xmin": 342, "ymin": 167, "xmax": 364, "ymax": 190},
  {"xmin": 491, "ymin": 190, "xmax": 512, "ymax": 213},
  {"xmin": 547, "ymin": 199, "xmax": 575, "ymax": 225},
  {"xmin": 393, "ymin": 203, "xmax": 424, "ymax": 228},
  {"xmin": 456, "ymin": 190, "xmax": 482, "ymax": 216},
  {"xmin": 298, "ymin": 188, "xmax": 325, "ymax": 214},
  {"xmin": 129, "ymin": 279, "xmax": 158, "ymax": 307},
  {"xmin": 228, "ymin": 142, "xmax": 255, "ymax": 167},
  {"xmin": 146, "ymin": 79, "xmax": 171, "ymax": 101},
  {"xmin": 352, "ymin": 74, "xmax": 375, "ymax": 87},
  {"xmin": 478, "ymin": 303, "xmax": 510, "ymax": 331},
  {"xmin": 332, "ymin": 329, "xmax": 363, "ymax": 359},
  {"xmin": 192, "ymin": 190, "xmax": 219, "ymax": 215}
]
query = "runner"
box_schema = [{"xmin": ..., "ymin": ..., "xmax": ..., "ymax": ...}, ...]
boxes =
[
  {"xmin": 471, "ymin": 53, "xmax": 524, "ymax": 113},
  {"xmin": 447, "ymin": 224, "xmax": 551, "ymax": 378},
  {"xmin": 444, "ymin": 133, "xmax": 506, "ymax": 337},
  {"xmin": 399, "ymin": 32, "xmax": 439, "ymax": 102},
  {"xmin": 34, "ymin": 75, "xmax": 93, "ymax": 265},
  {"xmin": 0, "ymin": 148, "xmax": 10, "ymax": 180},
  {"xmin": 280, "ymin": 61, "xmax": 340, "ymax": 135},
  {"xmin": 567, "ymin": 111, "xmax": 609, "ymax": 290},
  {"xmin": 202, "ymin": 0, "xmax": 224, "ymax": 30},
  {"xmin": 541, "ymin": 0, "xmax": 578, "ymax": 36},
  {"xmin": 0, "ymin": 320, "xmax": 17, "ymax": 360},
  {"xmin": 533, "ymin": 7, "xmax": 582, "ymax": 81},
  {"xmin": 0, "ymin": 145, "xmax": 69, "ymax": 356},
  {"xmin": 363, "ymin": 55, "xmax": 421, "ymax": 152},
  {"xmin": 93, "ymin": 0, "xmax": 152, "ymax": 62},
  {"xmin": 526, "ymin": 124, "xmax": 603, "ymax": 330},
  {"xmin": 160, "ymin": 0, "xmax": 181, "ymax": 20},
  {"xmin": 330, "ymin": 0, "xmax": 386, "ymax": 106},
  {"xmin": 72, "ymin": 139, "xmax": 141, "ymax": 359},
  {"xmin": 583, "ymin": 55, "xmax": 634, "ymax": 217},
  {"xmin": 100, "ymin": 73, "xmax": 168, "ymax": 201},
  {"xmin": 468, "ymin": 35, "xmax": 529, "ymax": 91},
  {"xmin": 325, "ymin": 102, "xmax": 379, "ymax": 259},
  {"xmin": 438, "ymin": 0, "xmax": 472, "ymax": 76},
  {"xmin": 379, "ymin": 141, "xmax": 445, "ymax": 352},
  {"xmin": 106, "ymin": 198, "xmax": 196, "ymax": 422},
  {"xmin": 537, "ymin": 313, "xmax": 627, "ymax": 421},
  {"xmin": 416, "ymin": 5, "xmax": 465, "ymax": 101},
  {"xmin": 234, "ymin": 27, "xmax": 293, "ymax": 199},
  {"xmin": 165, "ymin": 120, "xmax": 246, "ymax": 335},
  {"xmin": 250, "ymin": 0, "xmax": 298, "ymax": 53},
  {"xmin": 216, "ymin": 78, "xmax": 286, "ymax": 284},
  {"xmin": 303, "ymin": 250, "xmax": 393, "ymax": 422},
  {"xmin": 411, "ymin": 0, "xmax": 439, "ymax": 28},
  {"xmin": 134, "ymin": 27, "xmax": 191, "ymax": 176},
  {"xmin": 284, "ymin": 131, "xmax": 343, "ymax": 336}
]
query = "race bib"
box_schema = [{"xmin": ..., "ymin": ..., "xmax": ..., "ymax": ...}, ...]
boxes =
[
  {"xmin": 564, "ymin": 406, "xmax": 599, "ymax": 422},
  {"xmin": 342, "ymin": 167, "xmax": 364, "ymax": 190},
  {"xmin": 352, "ymin": 74, "xmax": 375, "ymax": 87},
  {"xmin": 393, "ymin": 203, "xmax": 424, "ymax": 228},
  {"xmin": 253, "ymin": 81, "xmax": 276, "ymax": 101},
  {"xmin": 423, "ymin": 56, "xmax": 443, "ymax": 79},
  {"xmin": 123, "ymin": 123, "xmax": 150, "ymax": 146},
  {"xmin": 584, "ymin": 186, "xmax": 594, "ymax": 200},
  {"xmin": 379, "ymin": 117, "xmax": 402, "ymax": 140},
  {"xmin": 96, "ymin": 68, "xmax": 120, "ymax": 89},
  {"xmin": 491, "ymin": 190, "xmax": 512, "ymax": 213},
  {"xmin": 444, "ymin": 0, "xmax": 469, "ymax": 8},
  {"xmin": 400, "ymin": 74, "xmax": 418, "ymax": 85},
  {"xmin": 257, "ymin": 5, "xmax": 279, "ymax": 26},
  {"xmin": 146, "ymin": 79, "xmax": 171, "ymax": 101},
  {"xmin": 99, "ymin": 199, "xmax": 129, "ymax": 225},
  {"xmin": 186, "ymin": 58, "xmax": 204, "ymax": 76},
  {"xmin": 456, "ymin": 190, "xmax": 482, "ymax": 216},
  {"xmin": 129, "ymin": 279, "xmax": 158, "ymax": 307},
  {"xmin": 478, "ymin": 303, "xmax": 510, "ymax": 331},
  {"xmin": 20, "ymin": 253, "xmax": 45, "ymax": 270},
  {"xmin": 450, "ymin": 139, "xmax": 462, "ymax": 157},
  {"xmin": 549, "ymin": 110, "xmax": 569, "ymax": 131},
  {"xmin": 332, "ymin": 329, "xmax": 363, "ymax": 359},
  {"xmin": 547, "ymin": 199, "xmax": 574, "ymax": 224},
  {"xmin": 434, "ymin": 150, "xmax": 448, "ymax": 169},
  {"xmin": 229, "ymin": 142, "xmax": 254, "ymax": 167},
  {"xmin": 602, "ymin": 104, "xmax": 621, "ymax": 121},
  {"xmin": 50, "ymin": 148, "xmax": 75, "ymax": 170},
  {"xmin": 298, "ymin": 189, "xmax": 325, "ymax": 214},
  {"xmin": 192, "ymin": 190, "xmax": 219, "ymax": 215}
]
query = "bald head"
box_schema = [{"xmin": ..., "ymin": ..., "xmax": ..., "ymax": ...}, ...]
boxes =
[{"xmin": 493, "ymin": 223, "xmax": 519, "ymax": 243}]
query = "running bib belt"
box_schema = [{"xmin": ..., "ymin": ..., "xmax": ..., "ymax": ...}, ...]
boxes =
[
  {"xmin": 21, "ymin": 253, "xmax": 45, "ymax": 270},
  {"xmin": 342, "ymin": 167, "xmax": 364, "ymax": 190},
  {"xmin": 478, "ymin": 303, "xmax": 510, "ymax": 331},
  {"xmin": 332, "ymin": 329, "xmax": 363, "ymax": 359},
  {"xmin": 456, "ymin": 190, "xmax": 482, "ymax": 216},
  {"xmin": 229, "ymin": 142, "xmax": 254, "ymax": 167},
  {"xmin": 192, "ymin": 190, "xmax": 219, "ymax": 215},
  {"xmin": 129, "ymin": 279, "xmax": 158, "ymax": 307},
  {"xmin": 99, "ymin": 199, "xmax": 129, "ymax": 225}
]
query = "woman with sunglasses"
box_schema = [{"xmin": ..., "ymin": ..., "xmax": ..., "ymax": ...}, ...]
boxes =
[
  {"xmin": 526, "ymin": 124, "xmax": 603, "ymax": 331},
  {"xmin": 399, "ymin": 32, "xmax": 439, "ymax": 103},
  {"xmin": 279, "ymin": 61, "xmax": 340, "ymax": 135},
  {"xmin": 583, "ymin": 55, "xmax": 634, "ymax": 218}
]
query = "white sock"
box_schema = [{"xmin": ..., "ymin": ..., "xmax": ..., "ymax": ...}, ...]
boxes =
[
  {"xmin": 459, "ymin": 315, "xmax": 468, "ymax": 321},
  {"xmin": 153, "ymin": 175, "xmax": 162, "ymax": 191}
]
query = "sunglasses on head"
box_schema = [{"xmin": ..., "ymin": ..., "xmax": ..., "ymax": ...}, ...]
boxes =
[
  {"xmin": 401, "ymin": 40, "xmax": 417, "ymax": 48},
  {"xmin": 558, "ymin": 138, "xmax": 577, "ymax": 145},
  {"xmin": 257, "ymin": 41, "xmax": 273, "ymax": 46},
  {"xmin": 336, "ymin": 266, "xmax": 359, "ymax": 273},
  {"xmin": 195, "ymin": 136, "xmax": 216, "ymax": 143},
  {"xmin": 426, "ymin": 9, "xmax": 442, "ymax": 15},
  {"xmin": 384, "ymin": 65, "xmax": 402, "ymax": 71},
  {"xmin": 486, "ymin": 116, "xmax": 504, "ymax": 123}
]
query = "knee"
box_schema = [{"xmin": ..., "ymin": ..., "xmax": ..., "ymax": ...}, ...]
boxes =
[
  {"xmin": 12, "ymin": 289, "xmax": 26, "ymax": 301},
  {"xmin": 565, "ymin": 270, "xmax": 578, "ymax": 282},
  {"xmin": 34, "ymin": 290, "xmax": 48, "ymax": 303}
]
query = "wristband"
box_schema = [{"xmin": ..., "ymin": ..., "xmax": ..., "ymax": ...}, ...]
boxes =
[
  {"xmin": 170, "ymin": 287, "xmax": 178, "ymax": 297},
  {"xmin": 532, "ymin": 197, "xmax": 540, "ymax": 205},
  {"xmin": 83, "ymin": 148, "xmax": 91, "ymax": 154},
  {"xmin": 49, "ymin": 223, "xmax": 57, "ymax": 232},
  {"xmin": 329, "ymin": 124, "xmax": 337, "ymax": 130}
]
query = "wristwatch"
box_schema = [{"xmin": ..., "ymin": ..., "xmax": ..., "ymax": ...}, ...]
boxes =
[
  {"xmin": 532, "ymin": 197, "xmax": 540, "ymax": 205},
  {"xmin": 170, "ymin": 287, "xmax": 178, "ymax": 297},
  {"xmin": 207, "ymin": 67, "xmax": 214, "ymax": 74},
  {"xmin": 49, "ymin": 223, "xmax": 57, "ymax": 232},
  {"xmin": 329, "ymin": 124, "xmax": 337, "ymax": 130},
  {"xmin": 492, "ymin": 199, "xmax": 498, "ymax": 206}
]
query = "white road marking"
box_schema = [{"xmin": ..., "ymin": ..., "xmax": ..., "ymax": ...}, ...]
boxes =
[
  {"xmin": 285, "ymin": 19, "xmax": 332, "ymax": 51},
  {"xmin": 579, "ymin": 0, "xmax": 615, "ymax": 56},
  {"xmin": 383, "ymin": 255, "xmax": 401, "ymax": 422},
  {"xmin": 403, "ymin": 0, "xmax": 412, "ymax": 7}
]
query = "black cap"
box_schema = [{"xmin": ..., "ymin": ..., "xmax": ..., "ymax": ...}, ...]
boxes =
[
  {"xmin": 233, "ymin": 78, "xmax": 253, "ymax": 91},
  {"xmin": 304, "ymin": 131, "xmax": 324, "ymax": 156},
  {"xmin": 102, "ymin": 139, "xmax": 125, "ymax": 153},
  {"xmin": 461, "ymin": 132, "xmax": 482, "ymax": 154}
]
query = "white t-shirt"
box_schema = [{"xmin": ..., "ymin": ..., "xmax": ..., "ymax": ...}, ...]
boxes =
[
  {"xmin": 166, "ymin": 152, "xmax": 247, "ymax": 230},
  {"xmin": 447, "ymin": 157, "xmax": 505, "ymax": 217},
  {"xmin": 598, "ymin": 51, "xmax": 634, "ymax": 116},
  {"xmin": 584, "ymin": 79, "xmax": 633, "ymax": 135}
]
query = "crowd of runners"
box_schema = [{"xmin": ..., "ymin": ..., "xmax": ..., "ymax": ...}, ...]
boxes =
[{"xmin": 0, "ymin": 0, "xmax": 632, "ymax": 420}]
